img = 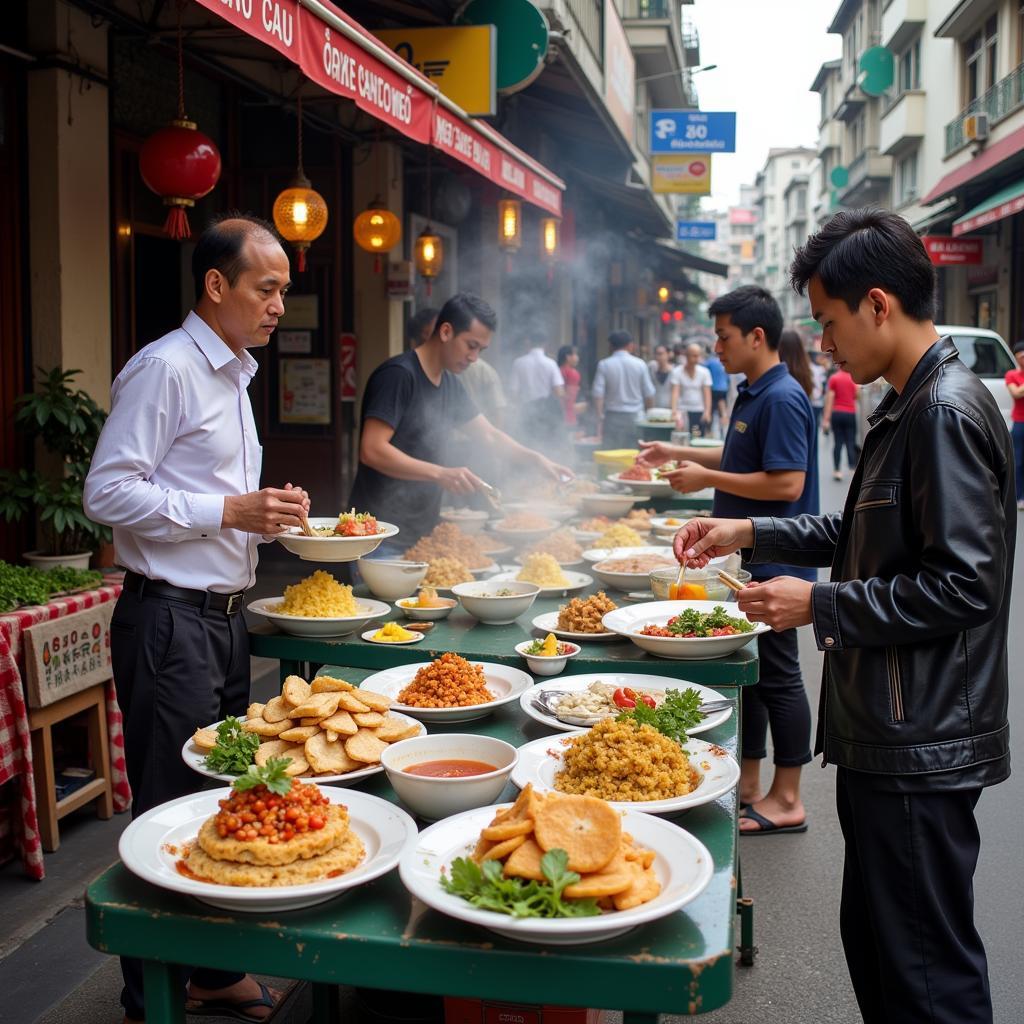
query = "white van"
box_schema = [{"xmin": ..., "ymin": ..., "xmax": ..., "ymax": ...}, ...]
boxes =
[{"xmin": 937, "ymin": 325, "xmax": 1015, "ymax": 427}]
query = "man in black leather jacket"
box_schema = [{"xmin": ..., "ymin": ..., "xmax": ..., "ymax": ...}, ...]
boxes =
[{"xmin": 674, "ymin": 210, "xmax": 1013, "ymax": 1024}]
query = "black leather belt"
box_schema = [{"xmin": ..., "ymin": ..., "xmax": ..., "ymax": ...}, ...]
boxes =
[{"xmin": 123, "ymin": 570, "xmax": 246, "ymax": 615}]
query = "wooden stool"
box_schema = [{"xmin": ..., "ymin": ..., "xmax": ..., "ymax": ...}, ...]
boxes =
[{"xmin": 28, "ymin": 682, "xmax": 114, "ymax": 852}]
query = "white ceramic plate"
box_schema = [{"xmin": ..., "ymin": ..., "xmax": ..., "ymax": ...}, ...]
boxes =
[
  {"xmin": 181, "ymin": 712, "xmax": 425, "ymax": 785},
  {"xmin": 602, "ymin": 600, "xmax": 769, "ymax": 660},
  {"xmin": 512, "ymin": 732, "xmax": 739, "ymax": 816},
  {"xmin": 275, "ymin": 518, "xmax": 399, "ymax": 562},
  {"xmin": 530, "ymin": 610, "xmax": 618, "ymax": 642},
  {"xmin": 650, "ymin": 516, "xmax": 691, "ymax": 536},
  {"xmin": 519, "ymin": 675, "xmax": 732, "ymax": 734},
  {"xmin": 247, "ymin": 597, "xmax": 391, "ymax": 638},
  {"xmin": 485, "ymin": 569, "xmax": 592, "ymax": 598},
  {"xmin": 513, "ymin": 553, "xmax": 585, "ymax": 569},
  {"xmin": 582, "ymin": 545, "xmax": 675, "ymax": 564},
  {"xmin": 399, "ymin": 804, "xmax": 714, "ymax": 944},
  {"xmin": 394, "ymin": 597, "xmax": 457, "ymax": 620},
  {"xmin": 570, "ymin": 528, "xmax": 603, "ymax": 545},
  {"xmin": 360, "ymin": 628, "xmax": 424, "ymax": 646},
  {"xmin": 474, "ymin": 542, "xmax": 513, "ymax": 560},
  {"xmin": 469, "ymin": 562, "xmax": 501, "ymax": 577},
  {"xmin": 120, "ymin": 788, "xmax": 417, "ymax": 913},
  {"xmin": 357, "ymin": 661, "xmax": 534, "ymax": 723},
  {"xmin": 607, "ymin": 473, "xmax": 674, "ymax": 496}
]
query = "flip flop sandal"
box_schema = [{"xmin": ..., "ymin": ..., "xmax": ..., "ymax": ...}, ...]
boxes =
[
  {"xmin": 738, "ymin": 806, "xmax": 808, "ymax": 836},
  {"xmin": 187, "ymin": 980, "xmax": 298, "ymax": 1023}
]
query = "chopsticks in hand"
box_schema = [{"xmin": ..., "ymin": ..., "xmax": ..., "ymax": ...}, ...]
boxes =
[{"xmin": 716, "ymin": 568, "xmax": 746, "ymax": 593}]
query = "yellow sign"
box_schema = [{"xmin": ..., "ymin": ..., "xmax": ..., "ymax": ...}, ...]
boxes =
[
  {"xmin": 652, "ymin": 154, "xmax": 712, "ymax": 195},
  {"xmin": 375, "ymin": 26, "xmax": 496, "ymax": 117}
]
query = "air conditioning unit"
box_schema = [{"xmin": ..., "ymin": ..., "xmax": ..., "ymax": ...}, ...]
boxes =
[{"xmin": 964, "ymin": 113, "xmax": 990, "ymax": 141}]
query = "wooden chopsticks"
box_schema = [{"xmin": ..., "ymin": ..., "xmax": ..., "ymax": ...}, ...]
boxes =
[{"xmin": 717, "ymin": 568, "xmax": 746, "ymax": 593}]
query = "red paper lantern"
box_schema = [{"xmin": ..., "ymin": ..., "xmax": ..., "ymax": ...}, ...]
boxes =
[{"xmin": 139, "ymin": 119, "xmax": 221, "ymax": 240}]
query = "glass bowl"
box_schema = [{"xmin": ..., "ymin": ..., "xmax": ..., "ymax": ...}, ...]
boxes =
[{"xmin": 649, "ymin": 566, "xmax": 752, "ymax": 603}]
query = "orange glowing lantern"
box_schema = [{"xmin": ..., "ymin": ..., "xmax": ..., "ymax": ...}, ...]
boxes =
[
  {"xmin": 354, "ymin": 200, "xmax": 402, "ymax": 272},
  {"xmin": 415, "ymin": 229, "xmax": 444, "ymax": 296}
]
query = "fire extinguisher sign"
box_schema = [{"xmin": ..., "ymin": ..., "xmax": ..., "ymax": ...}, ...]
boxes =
[{"xmin": 340, "ymin": 333, "xmax": 357, "ymax": 402}]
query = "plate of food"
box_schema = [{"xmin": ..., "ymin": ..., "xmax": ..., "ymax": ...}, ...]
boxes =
[
  {"xmin": 650, "ymin": 515, "xmax": 690, "ymax": 537},
  {"xmin": 439, "ymin": 508, "xmax": 490, "ymax": 533},
  {"xmin": 602, "ymin": 600, "xmax": 769, "ymax": 660},
  {"xmin": 358, "ymin": 654, "xmax": 534, "ymax": 723},
  {"xmin": 487, "ymin": 563, "xmax": 592, "ymax": 598},
  {"xmin": 589, "ymin": 552, "xmax": 681, "ymax": 592},
  {"xmin": 515, "ymin": 530, "xmax": 585, "ymax": 568},
  {"xmin": 120, "ymin": 769, "xmax": 417, "ymax": 912},
  {"xmin": 276, "ymin": 512, "xmax": 398, "ymax": 562},
  {"xmin": 490, "ymin": 513, "xmax": 559, "ymax": 545},
  {"xmin": 581, "ymin": 545, "xmax": 674, "ymax": 564},
  {"xmin": 607, "ymin": 469, "xmax": 674, "ymax": 497},
  {"xmin": 511, "ymin": 723, "xmax": 740, "ymax": 816},
  {"xmin": 394, "ymin": 589, "xmax": 458, "ymax": 620},
  {"xmin": 361, "ymin": 622, "xmax": 424, "ymax": 645},
  {"xmin": 183, "ymin": 673, "xmax": 424, "ymax": 785},
  {"xmin": 404, "ymin": 524, "xmax": 500, "ymax": 574},
  {"xmin": 531, "ymin": 592, "xmax": 621, "ymax": 641},
  {"xmin": 474, "ymin": 536, "xmax": 514, "ymax": 561},
  {"xmin": 520, "ymin": 676, "xmax": 732, "ymax": 734},
  {"xmin": 248, "ymin": 573, "xmax": 390, "ymax": 637},
  {"xmin": 398, "ymin": 785, "xmax": 713, "ymax": 944}
]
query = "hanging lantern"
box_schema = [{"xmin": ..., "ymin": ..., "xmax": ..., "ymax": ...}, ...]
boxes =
[
  {"xmin": 540, "ymin": 216, "xmax": 560, "ymax": 282},
  {"xmin": 273, "ymin": 95, "xmax": 328, "ymax": 272},
  {"xmin": 353, "ymin": 199, "xmax": 402, "ymax": 273},
  {"xmin": 415, "ymin": 228, "xmax": 444, "ymax": 296},
  {"xmin": 498, "ymin": 198, "xmax": 522, "ymax": 270}
]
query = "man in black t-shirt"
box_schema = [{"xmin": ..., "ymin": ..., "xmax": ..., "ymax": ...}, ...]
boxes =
[{"xmin": 348, "ymin": 293, "xmax": 571, "ymax": 545}]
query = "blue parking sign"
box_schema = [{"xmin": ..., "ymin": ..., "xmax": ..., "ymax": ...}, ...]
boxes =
[
  {"xmin": 651, "ymin": 111, "xmax": 736, "ymax": 153},
  {"xmin": 676, "ymin": 221, "xmax": 717, "ymax": 241}
]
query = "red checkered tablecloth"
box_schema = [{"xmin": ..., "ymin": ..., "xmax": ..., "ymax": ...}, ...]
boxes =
[{"xmin": 0, "ymin": 580, "xmax": 132, "ymax": 879}]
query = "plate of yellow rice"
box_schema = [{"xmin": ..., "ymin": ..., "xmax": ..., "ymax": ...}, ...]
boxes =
[{"xmin": 248, "ymin": 570, "xmax": 390, "ymax": 636}]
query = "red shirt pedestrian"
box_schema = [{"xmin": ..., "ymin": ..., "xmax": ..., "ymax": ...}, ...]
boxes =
[
  {"xmin": 1005, "ymin": 367, "xmax": 1024, "ymax": 422},
  {"xmin": 827, "ymin": 369, "xmax": 857, "ymax": 412}
]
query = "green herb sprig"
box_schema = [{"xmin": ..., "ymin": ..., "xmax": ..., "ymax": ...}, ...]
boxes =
[
  {"xmin": 203, "ymin": 716, "xmax": 260, "ymax": 776},
  {"xmin": 232, "ymin": 757, "xmax": 293, "ymax": 795},
  {"xmin": 441, "ymin": 848, "xmax": 600, "ymax": 919},
  {"xmin": 617, "ymin": 687, "xmax": 705, "ymax": 745},
  {"xmin": 665, "ymin": 605, "xmax": 753, "ymax": 638}
]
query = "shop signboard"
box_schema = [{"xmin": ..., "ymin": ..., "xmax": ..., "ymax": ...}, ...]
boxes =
[
  {"xmin": 374, "ymin": 26, "xmax": 496, "ymax": 117},
  {"xmin": 603, "ymin": 0, "xmax": 635, "ymax": 145},
  {"xmin": 922, "ymin": 236, "xmax": 983, "ymax": 265},
  {"xmin": 652, "ymin": 155, "xmax": 711, "ymax": 194},
  {"xmin": 651, "ymin": 110, "xmax": 736, "ymax": 153},
  {"xmin": 675, "ymin": 221, "xmax": 717, "ymax": 241},
  {"xmin": 280, "ymin": 358, "xmax": 331, "ymax": 424},
  {"xmin": 24, "ymin": 604, "xmax": 114, "ymax": 709}
]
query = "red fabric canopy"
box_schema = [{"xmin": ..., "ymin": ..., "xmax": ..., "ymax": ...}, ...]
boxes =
[{"xmin": 921, "ymin": 123, "xmax": 1024, "ymax": 206}]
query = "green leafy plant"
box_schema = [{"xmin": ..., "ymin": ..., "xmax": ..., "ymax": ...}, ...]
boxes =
[
  {"xmin": 233, "ymin": 758, "xmax": 294, "ymax": 795},
  {"xmin": 0, "ymin": 368, "xmax": 111, "ymax": 556},
  {"xmin": 203, "ymin": 716, "xmax": 261, "ymax": 776},
  {"xmin": 617, "ymin": 687, "xmax": 706, "ymax": 745}
]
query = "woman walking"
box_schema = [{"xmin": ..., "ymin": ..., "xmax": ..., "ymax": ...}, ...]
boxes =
[
  {"xmin": 648, "ymin": 344, "xmax": 675, "ymax": 409},
  {"xmin": 557, "ymin": 345, "xmax": 582, "ymax": 427},
  {"xmin": 1007, "ymin": 341, "xmax": 1024, "ymax": 510},
  {"xmin": 823, "ymin": 364, "xmax": 859, "ymax": 480},
  {"xmin": 671, "ymin": 343, "xmax": 712, "ymax": 435}
]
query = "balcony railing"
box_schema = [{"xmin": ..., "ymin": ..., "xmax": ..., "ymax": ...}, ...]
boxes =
[
  {"xmin": 945, "ymin": 62, "xmax": 1024, "ymax": 156},
  {"xmin": 621, "ymin": 0, "xmax": 674, "ymax": 18},
  {"xmin": 566, "ymin": 0, "xmax": 603, "ymax": 64}
]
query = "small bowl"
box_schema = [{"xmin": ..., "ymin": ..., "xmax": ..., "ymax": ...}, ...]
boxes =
[
  {"xmin": 451, "ymin": 580, "xmax": 541, "ymax": 625},
  {"xmin": 357, "ymin": 558, "xmax": 429, "ymax": 602},
  {"xmin": 514, "ymin": 639, "xmax": 581, "ymax": 676},
  {"xmin": 380, "ymin": 734, "xmax": 519, "ymax": 821},
  {"xmin": 490, "ymin": 518, "xmax": 559, "ymax": 545},
  {"xmin": 578, "ymin": 492, "xmax": 640, "ymax": 517},
  {"xmin": 394, "ymin": 595, "xmax": 457, "ymax": 620},
  {"xmin": 649, "ymin": 565, "xmax": 749, "ymax": 602},
  {"xmin": 440, "ymin": 508, "xmax": 489, "ymax": 534}
]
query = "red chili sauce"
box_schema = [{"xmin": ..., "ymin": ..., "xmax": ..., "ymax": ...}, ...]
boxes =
[{"xmin": 403, "ymin": 759, "xmax": 497, "ymax": 778}]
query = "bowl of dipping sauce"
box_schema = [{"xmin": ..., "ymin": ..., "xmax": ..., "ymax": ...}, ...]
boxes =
[
  {"xmin": 649, "ymin": 565, "xmax": 750, "ymax": 602},
  {"xmin": 394, "ymin": 588, "xmax": 458, "ymax": 620},
  {"xmin": 380, "ymin": 734, "xmax": 518, "ymax": 821}
]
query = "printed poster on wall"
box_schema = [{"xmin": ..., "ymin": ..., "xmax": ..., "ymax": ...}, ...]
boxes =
[{"xmin": 280, "ymin": 358, "xmax": 331, "ymax": 425}]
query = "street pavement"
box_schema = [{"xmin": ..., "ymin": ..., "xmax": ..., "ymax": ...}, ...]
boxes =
[{"xmin": 1, "ymin": 440, "xmax": 1022, "ymax": 1024}]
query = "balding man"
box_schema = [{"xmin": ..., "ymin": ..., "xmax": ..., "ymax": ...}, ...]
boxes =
[{"xmin": 85, "ymin": 214, "xmax": 306, "ymax": 1024}]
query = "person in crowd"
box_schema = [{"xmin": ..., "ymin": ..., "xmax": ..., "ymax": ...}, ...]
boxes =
[
  {"xmin": 459, "ymin": 353, "xmax": 507, "ymax": 429},
  {"xmin": 406, "ymin": 306, "xmax": 438, "ymax": 350},
  {"xmin": 670, "ymin": 342, "xmax": 713, "ymax": 435},
  {"xmin": 648, "ymin": 343, "xmax": 675, "ymax": 409},
  {"xmin": 348, "ymin": 293, "xmax": 571, "ymax": 546},
  {"xmin": 675, "ymin": 209, "xmax": 1013, "ymax": 1024},
  {"xmin": 557, "ymin": 345, "xmax": 583, "ymax": 427},
  {"xmin": 637, "ymin": 286, "xmax": 818, "ymax": 836},
  {"xmin": 84, "ymin": 215, "xmax": 308, "ymax": 1024},
  {"xmin": 779, "ymin": 329, "xmax": 815, "ymax": 403},
  {"xmin": 823, "ymin": 360, "xmax": 859, "ymax": 480},
  {"xmin": 1006, "ymin": 341, "xmax": 1024, "ymax": 511},
  {"xmin": 510, "ymin": 335, "xmax": 565, "ymax": 446},
  {"xmin": 703, "ymin": 345, "xmax": 731, "ymax": 436},
  {"xmin": 809, "ymin": 349, "xmax": 828, "ymax": 429},
  {"xmin": 591, "ymin": 329, "xmax": 655, "ymax": 449}
]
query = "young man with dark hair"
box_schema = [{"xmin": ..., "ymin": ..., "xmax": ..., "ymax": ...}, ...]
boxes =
[
  {"xmin": 638, "ymin": 284, "xmax": 818, "ymax": 836},
  {"xmin": 674, "ymin": 208, "xmax": 1014, "ymax": 1024},
  {"xmin": 349, "ymin": 292, "xmax": 570, "ymax": 545},
  {"xmin": 592, "ymin": 330, "xmax": 655, "ymax": 449}
]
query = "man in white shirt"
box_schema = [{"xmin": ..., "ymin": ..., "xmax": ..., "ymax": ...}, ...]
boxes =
[
  {"xmin": 671, "ymin": 342, "xmax": 713, "ymax": 435},
  {"xmin": 510, "ymin": 340, "xmax": 564, "ymax": 446},
  {"xmin": 592, "ymin": 330, "xmax": 655, "ymax": 449},
  {"xmin": 85, "ymin": 215, "xmax": 306, "ymax": 1024}
]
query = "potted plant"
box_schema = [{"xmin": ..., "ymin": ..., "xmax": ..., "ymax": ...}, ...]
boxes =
[{"xmin": 0, "ymin": 368, "xmax": 111, "ymax": 570}]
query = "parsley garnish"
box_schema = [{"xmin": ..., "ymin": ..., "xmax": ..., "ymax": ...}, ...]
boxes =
[
  {"xmin": 440, "ymin": 848, "xmax": 600, "ymax": 918},
  {"xmin": 203, "ymin": 716, "xmax": 260, "ymax": 776},
  {"xmin": 232, "ymin": 757, "xmax": 293, "ymax": 795},
  {"xmin": 617, "ymin": 687, "xmax": 705, "ymax": 745},
  {"xmin": 665, "ymin": 605, "xmax": 753, "ymax": 638}
]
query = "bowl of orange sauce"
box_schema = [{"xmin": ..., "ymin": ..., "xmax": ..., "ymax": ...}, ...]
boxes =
[{"xmin": 649, "ymin": 566, "xmax": 751, "ymax": 603}]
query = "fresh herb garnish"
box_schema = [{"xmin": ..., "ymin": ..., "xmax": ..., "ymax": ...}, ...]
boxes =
[
  {"xmin": 440, "ymin": 848, "xmax": 600, "ymax": 918},
  {"xmin": 202, "ymin": 716, "xmax": 260, "ymax": 776},
  {"xmin": 617, "ymin": 686, "xmax": 705, "ymax": 745},
  {"xmin": 232, "ymin": 757, "xmax": 293, "ymax": 795},
  {"xmin": 665, "ymin": 605, "xmax": 753, "ymax": 637}
]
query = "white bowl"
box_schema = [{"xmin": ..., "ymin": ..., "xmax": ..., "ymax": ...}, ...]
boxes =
[
  {"xmin": 514, "ymin": 639, "xmax": 580, "ymax": 676},
  {"xmin": 501, "ymin": 502, "xmax": 575, "ymax": 523},
  {"xmin": 380, "ymin": 734, "xmax": 518, "ymax": 821},
  {"xmin": 357, "ymin": 558, "xmax": 429, "ymax": 601},
  {"xmin": 606, "ymin": 473, "xmax": 674, "ymax": 497},
  {"xmin": 581, "ymin": 545, "xmax": 673, "ymax": 564},
  {"xmin": 650, "ymin": 516, "xmax": 691, "ymax": 537},
  {"xmin": 578, "ymin": 492, "xmax": 640, "ymax": 517},
  {"xmin": 587, "ymin": 550, "xmax": 679, "ymax": 592},
  {"xmin": 602, "ymin": 599, "xmax": 770, "ymax": 660},
  {"xmin": 276, "ymin": 518, "xmax": 399, "ymax": 562},
  {"xmin": 451, "ymin": 580, "xmax": 541, "ymax": 624},
  {"xmin": 490, "ymin": 518, "xmax": 559, "ymax": 545},
  {"xmin": 440, "ymin": 508, "xmax": 489, "ymax": 533},
  {"xmin": 246, "ymin": 596, "xmax": 390, "ymax": 637},
  {"xmin": 394, "ymin": 596, "xmax": 457, "ymax": 620}
]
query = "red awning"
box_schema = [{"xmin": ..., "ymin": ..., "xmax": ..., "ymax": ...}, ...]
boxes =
[
  {"xmin": 921, "ymin": 123, "xmax": 1024, "ymax": 205},
  {"xmin": 191, "ymin": 0, "xmax": 564, "ymax": 216}
]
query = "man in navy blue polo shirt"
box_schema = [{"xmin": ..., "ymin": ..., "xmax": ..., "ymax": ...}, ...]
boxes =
[{"xmin": 637, "ymin": 285, "xmax": 819, "ymax": 834}]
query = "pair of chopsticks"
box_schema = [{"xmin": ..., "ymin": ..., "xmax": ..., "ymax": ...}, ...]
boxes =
[{"xmin": 673, "ymin": 564, "xmax": 747, "ymax": 592}]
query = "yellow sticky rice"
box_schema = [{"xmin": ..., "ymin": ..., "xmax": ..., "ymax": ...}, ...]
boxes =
[
  {"xmin": 596, "ymin": 524, "xmax": 644, "ymax": 549},
  {"xmin": 274, "ymin": 571, "xmax": 358, "ymax": 618},
  {"xmin": 517, "ymin": 552, "xmax": 569, "ymax": 587}
]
